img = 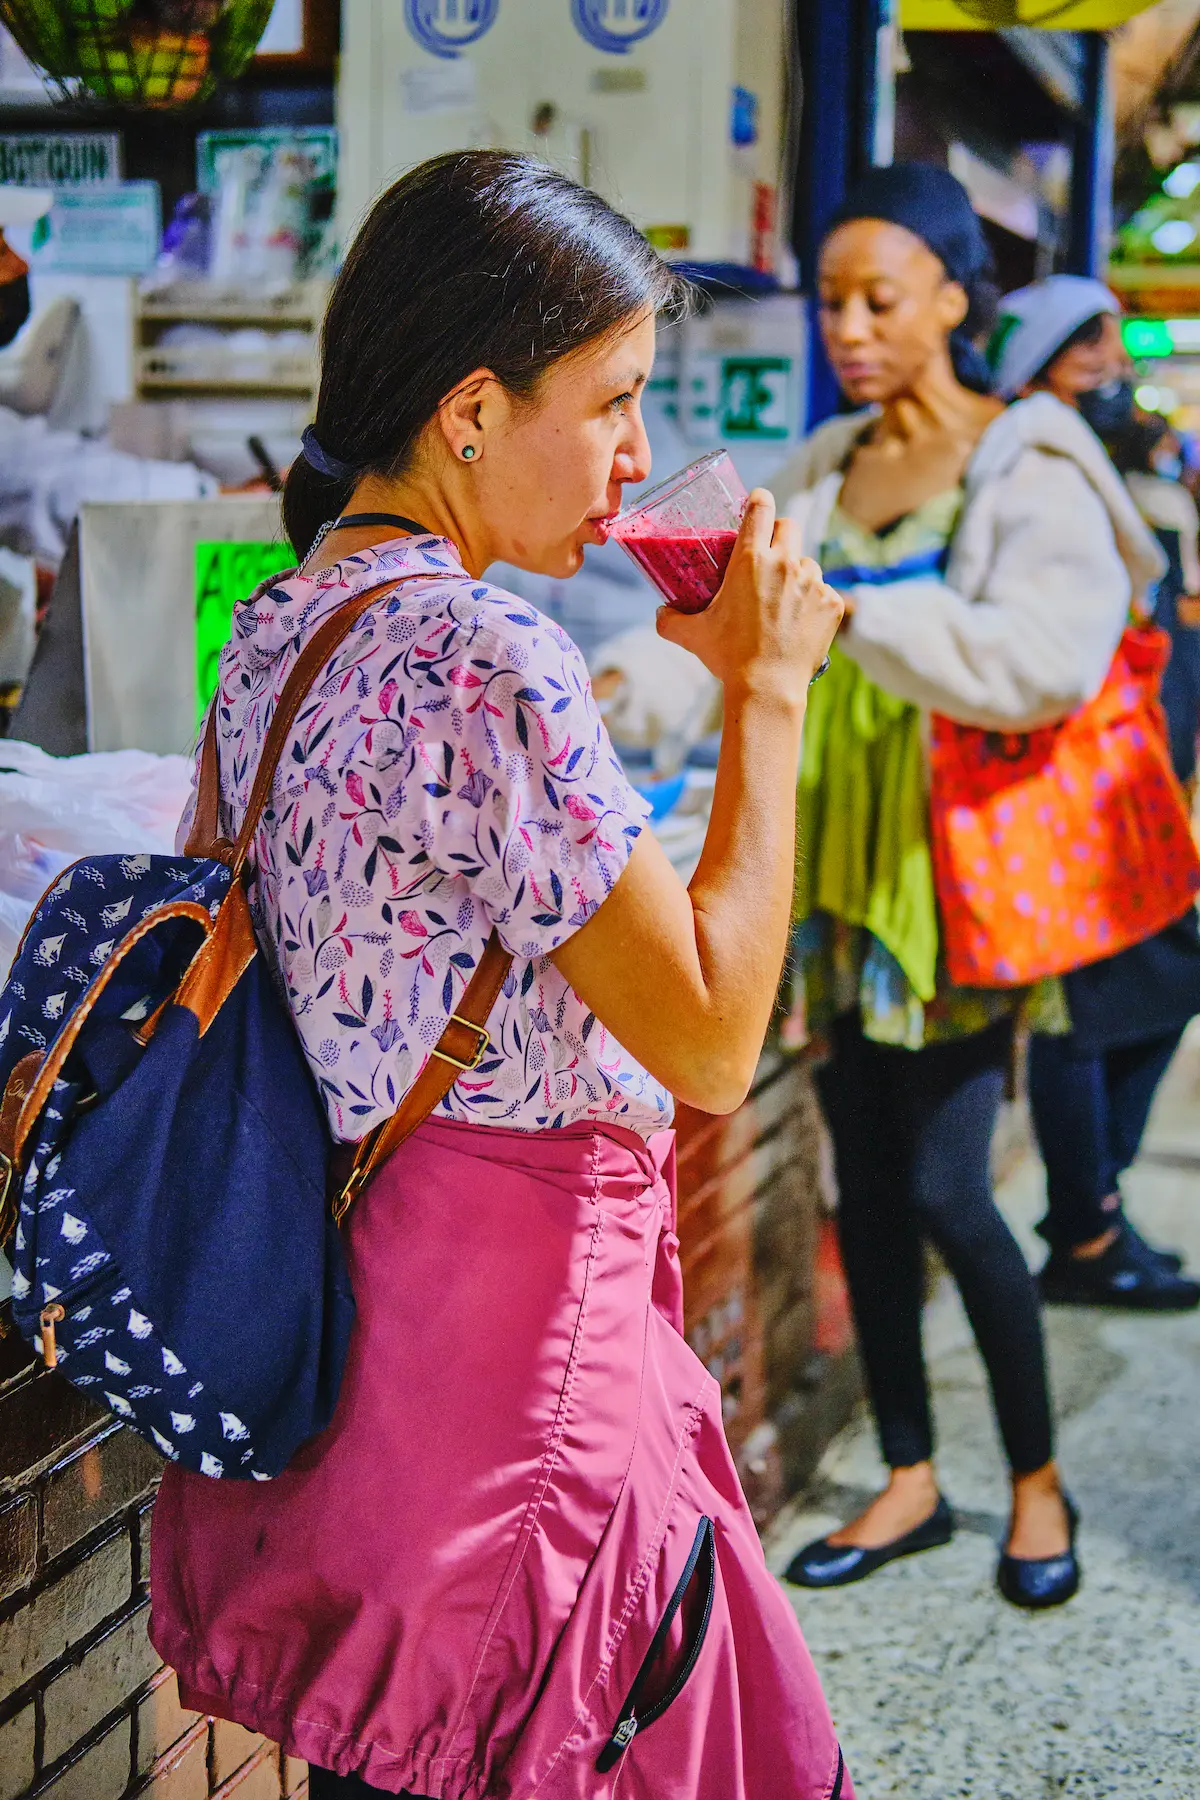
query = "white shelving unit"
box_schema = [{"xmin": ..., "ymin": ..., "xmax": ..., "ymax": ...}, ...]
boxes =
[{"xmin": 134, "ymin": 279, "xmax": 327, "ymax": 402}]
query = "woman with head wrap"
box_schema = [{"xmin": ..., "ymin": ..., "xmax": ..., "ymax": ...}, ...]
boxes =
[{"xmin": 770, "ymin": 164, "xmax": 1168, "ymax": 1611}]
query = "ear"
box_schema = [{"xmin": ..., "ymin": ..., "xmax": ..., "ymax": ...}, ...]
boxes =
[
  {"xmin": 436, "ymin": 368, "xmax": 505, "ymax": 462},
  {"xmin": 937, "ymin": 278, "xmax": 969, "ymax": 336}
]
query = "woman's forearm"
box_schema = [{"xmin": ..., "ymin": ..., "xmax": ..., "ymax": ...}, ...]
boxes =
[
  {"xmin": 551, "ymin": 684, "xmax": 807, "ymax": 1115},
  {"xmin": 551, "ymin": 493, "xmax": 840, "ymax": 1114},
  {"xmin": 685, "ymin": 682, "xmax": 807, "ymax": 1091}
]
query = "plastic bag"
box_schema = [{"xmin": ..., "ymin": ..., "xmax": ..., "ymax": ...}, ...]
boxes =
[
  {"xmin": 0, "ymin": 739, "xmax": 194, "ymax": 976},
  {"xmin": 0, "ymin": 740, "xmax": 194, "ymax": 1299}
]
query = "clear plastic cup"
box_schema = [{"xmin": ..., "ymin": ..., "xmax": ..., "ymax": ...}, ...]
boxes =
[{"xmin": 606, "ymin": 450, "xmax": 749, "ymax": 613}]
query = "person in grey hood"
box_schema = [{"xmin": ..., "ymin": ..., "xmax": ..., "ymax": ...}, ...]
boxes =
[
  {"xmin": 987, "ymin": 276, "xmax": 1200, "ymax": 1311},
  {"xmin": 989, "ymin": 272, "xmax": 1132, "ymax": 436}
]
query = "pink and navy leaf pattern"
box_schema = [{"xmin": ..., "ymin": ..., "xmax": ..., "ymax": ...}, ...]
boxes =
[{"xmin": 183, "ymin": 536, "xmax": 671, "ymax": 1141}]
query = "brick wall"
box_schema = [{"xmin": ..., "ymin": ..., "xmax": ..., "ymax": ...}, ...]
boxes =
[
  {"xmin": 675, "ymin": 1051, "xmax": 859, "ymax": 1525},
  {"xmin": 0, "ymin": 1325, "xmax": 307, "ymax": 1800}
]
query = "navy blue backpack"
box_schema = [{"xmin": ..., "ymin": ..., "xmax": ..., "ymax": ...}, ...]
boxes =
[{"xmin": 0, "ymin": 581, "xmax": 509, "ymax": 1479}]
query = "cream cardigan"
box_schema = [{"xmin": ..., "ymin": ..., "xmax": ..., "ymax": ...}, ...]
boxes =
[{"xmin": 768, "ymin": 393, "xmax": 1167, "ymax": 732}]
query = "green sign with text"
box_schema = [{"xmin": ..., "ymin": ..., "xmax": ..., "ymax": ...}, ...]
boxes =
[{"xmin": 195, "ymin": 540, "xmax": 294, "ymax": 724}]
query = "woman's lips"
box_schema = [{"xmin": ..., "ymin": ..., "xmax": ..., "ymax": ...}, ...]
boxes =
[
  {"xmin": 835, "ymin": 362, "xmax": 881, "ymax": 385},
  {"xmin": 588, "ymin": 514, "xmax": 618, "ymax": 542}
]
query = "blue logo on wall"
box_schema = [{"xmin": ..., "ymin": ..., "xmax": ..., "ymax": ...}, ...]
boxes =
[
  {"xmin": 571, "ymin": 0, "xmax": 669, "ymax": 56},
  {"xmin": 405, "ymin": 0, "xmax": 499, "ymax": 60}
]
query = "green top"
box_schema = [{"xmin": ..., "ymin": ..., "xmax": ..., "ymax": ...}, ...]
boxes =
[{"xmin": 794, "ymin": 490, "xmax": 1022, "ymax": 1049}]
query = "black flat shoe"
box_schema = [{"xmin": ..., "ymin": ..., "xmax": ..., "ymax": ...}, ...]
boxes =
[
  {"xmin": 1039, "ymin": 1234, "xmax": 1200, "ymax": 1311},
  {"xmin": 1120, "ymin": 1217, "xmax": 1184, "ymax": 1274},
  {"xmin": 997, "ymin": 1496, "xmax": 1080, "ymax": 1611},
  {"xmin": 785, "ymin": 1496, "xmax": 954, "ymax": 1589}
]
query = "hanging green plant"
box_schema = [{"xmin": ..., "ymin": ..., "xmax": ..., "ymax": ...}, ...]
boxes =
[{"xmin": 0, "ymin": 0, "xmax": 276, "ymax": 108}]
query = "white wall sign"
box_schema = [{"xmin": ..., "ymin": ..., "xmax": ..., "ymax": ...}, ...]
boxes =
[
  {"xmin": 33, "ymin": 182, "xmax": 160, "ymax": 276},
  {"xmin": 399, "ymin": 60, "xmax": 479, "ymax": 113},
  {"xmin": 0, "ymin": 134, "xmax": 121, "ymax": 187}
]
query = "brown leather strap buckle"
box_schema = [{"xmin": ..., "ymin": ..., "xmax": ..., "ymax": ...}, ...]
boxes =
[
  {"xmin": 430, "ymin": 1016, "xmax": 492, "ymax": 1073},
  {"xmin": 331, "ymin": 1159, "xmax": 369, "ymax": 1227}
]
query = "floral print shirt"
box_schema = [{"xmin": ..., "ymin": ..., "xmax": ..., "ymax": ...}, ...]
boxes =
[{"xmin": 179, "ymin": 535, "xmax": 671, "ymax": 1141}]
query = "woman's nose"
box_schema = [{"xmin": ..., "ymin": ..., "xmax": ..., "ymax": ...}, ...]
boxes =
[
  {"xmin": 617, "ymin": 414, "xmax": 652, "ymax": 486},
  {"xmin": 832, "ymin": 296, "xmax": 872, "ymax": 345}
]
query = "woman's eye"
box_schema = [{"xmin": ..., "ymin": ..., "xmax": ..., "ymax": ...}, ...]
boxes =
[{"xmin": 610, "ymin": 391, "xmax": 634, "ymax": 413}]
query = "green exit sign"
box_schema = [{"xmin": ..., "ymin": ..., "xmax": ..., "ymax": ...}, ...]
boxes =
[
  {"xmin": 685, "ymin": 351, "xmax": 799, "ymax": 443},
  {"xmin": 1123, "ymin": 319, "xmax": 1174, "ymax": 358},
  {"xmin": 195, "ymin": 540, "xmax": 295, "ymax": 725},
  {"xmin": 1122, "ymin": 317, "xmax": 1200, "ymax": 358},
  {"xmin": 720, "ymin": 356, "xmax": 793, "ymax": 440}
]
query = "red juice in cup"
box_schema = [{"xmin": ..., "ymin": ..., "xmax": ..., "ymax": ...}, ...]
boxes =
[
  {"xmin": 616, "ymin": 528, "xmax": 740, "ymax": 614},
  {"xmin": 607, "ymin": 450, "xmax": 749, "ymax": 613}
]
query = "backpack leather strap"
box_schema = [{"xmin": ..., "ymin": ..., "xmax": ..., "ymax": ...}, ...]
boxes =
[
  {"xmin": 183, "ymin": 574, "xmax": 513, "ymax": 1213},
  {"xmin": 185, "ymin": 578, "xmax": 408, "ymax": 865},
  {"xmin": 186, "ymin": 703, "xmax": 225, "ymax": 859}
]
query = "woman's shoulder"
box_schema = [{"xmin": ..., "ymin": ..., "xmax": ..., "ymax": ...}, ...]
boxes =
[
  {"xmin": 252, "ymin": 546, "xmax": 590, "ymax": 691},
  {"xmin": 969, "ymin": 393, "xmax": 1121, "ymax": 493},
  {"xmin": 966, "ymin": 396, "xmax": 1139, "ymax": 523},
  {"xmin": 961, "ymin": 400, "xmax": 1166, "ymax": 594},
  {"xmin": 216, "ymin": 551, "xmax": 602, "ymax": 804},
  {"xmin": 767, "ymin": 410, "xmax": 875, "ymax": 507},
  {"xmin": 442, "ymin": 571, "xmax": 580, "ymax": 654},
  {"xmin": 375, "ymin": 569, "xmax": 591, "ymax": 700}
]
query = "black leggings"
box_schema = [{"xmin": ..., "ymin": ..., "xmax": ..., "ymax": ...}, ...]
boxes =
[
  {"xmin": 815, "ymin": 1012, "xmax": 1054, "ymax": 1475},
  {"xmin": 1028, "ymin": 1026, "xmax": 1184, "ymax": 1251}
]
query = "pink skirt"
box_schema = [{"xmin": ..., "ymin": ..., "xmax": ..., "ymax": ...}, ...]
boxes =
[{"xmin": 150, "ymin": 1117, "xmax": 850, "ymax": 1799}]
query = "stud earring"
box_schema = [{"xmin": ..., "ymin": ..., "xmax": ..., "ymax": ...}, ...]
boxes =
[{"xmin": 461, "ymin": 445, "xmax": 477, "ymax": 460}]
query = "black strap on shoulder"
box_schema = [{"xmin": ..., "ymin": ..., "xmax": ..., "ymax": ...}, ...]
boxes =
[{"xmin": 333, "ymin": 512, "xmax": 432, "ymax": 535}]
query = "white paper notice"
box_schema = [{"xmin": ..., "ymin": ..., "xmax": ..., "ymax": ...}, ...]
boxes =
[{"xmin": 399, "ymin": 61, "xmax": 479, "ymax": 116}]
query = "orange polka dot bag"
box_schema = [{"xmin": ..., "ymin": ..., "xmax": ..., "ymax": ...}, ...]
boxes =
[{"xmin": 929, "ymin": 623, "xmax": 1200, "ymax": 988}]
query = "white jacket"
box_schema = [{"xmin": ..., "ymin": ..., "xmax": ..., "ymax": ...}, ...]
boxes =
[{"xmin": 768, "ymin": 393, "xmax": 1167, "ymax": 731}]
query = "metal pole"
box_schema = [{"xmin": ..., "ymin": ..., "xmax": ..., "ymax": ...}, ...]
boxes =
[
  {"xmin": 865, "ymin": 0, "xmax": 896, "ymax": 172},
  {"xmin": 793, "ymin": 0, "xmax": 893, "ymax": 429},
  {"xmin": 1066, "ymin": 33, "xmax": 1112, "ymax": 278}
]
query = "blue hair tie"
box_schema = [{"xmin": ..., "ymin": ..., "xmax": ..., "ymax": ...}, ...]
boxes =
[{"xmin": 301, "ymin": 425, "xmax": 356, "ymax": 482}]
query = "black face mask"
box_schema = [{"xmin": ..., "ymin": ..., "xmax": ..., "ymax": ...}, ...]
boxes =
[
  {"xmin": 0, "ymin": 274, "xmax": 30, "ymax": 348},
  {"xmin": 1077, "ymin": 378, "xmax": 1135, "ymax": 437}
]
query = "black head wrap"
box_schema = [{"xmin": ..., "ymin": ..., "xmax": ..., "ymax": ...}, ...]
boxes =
[{"xmin": 823, "ymin": 163, "xmax": 996, "ymax": 393}]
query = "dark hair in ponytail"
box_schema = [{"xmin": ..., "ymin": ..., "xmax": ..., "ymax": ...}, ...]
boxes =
[{"xmin": 284, "ymin": 151, "xmax": 689, "ymax": 560}]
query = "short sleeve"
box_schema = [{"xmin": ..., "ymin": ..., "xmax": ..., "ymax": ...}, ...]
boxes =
[{"xmin": 419, "ymin": 608, "xmax": 650, "ymax": 961}]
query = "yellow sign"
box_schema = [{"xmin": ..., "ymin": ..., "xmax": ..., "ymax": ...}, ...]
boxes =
[{"xmin": 901, "ymin": 0, "xmax": 1161, "ymax": 27}]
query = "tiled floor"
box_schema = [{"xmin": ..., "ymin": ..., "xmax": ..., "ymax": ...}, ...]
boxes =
[{"xmin": 767, "ymin": 1025, "xmax": 1200, "ymax": 1799}]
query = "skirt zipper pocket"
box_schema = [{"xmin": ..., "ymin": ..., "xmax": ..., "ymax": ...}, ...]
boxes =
[{"xmin": 596, "ymin": 1514, "xmax": 716, "ymax": 1774}]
